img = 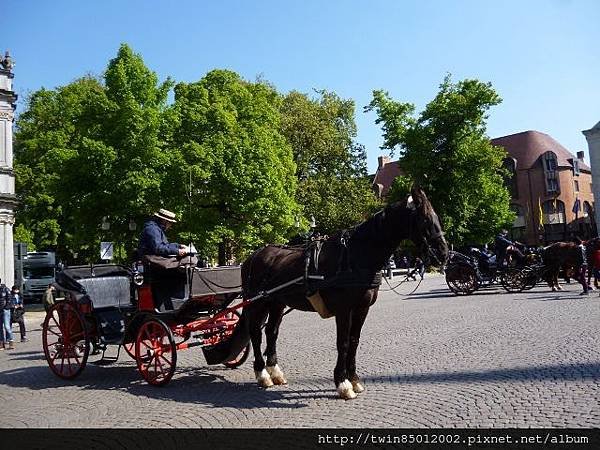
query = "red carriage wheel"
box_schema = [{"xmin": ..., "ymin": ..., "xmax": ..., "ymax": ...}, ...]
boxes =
[
  {"xmin": 222, "ymin": 310, "xmax": 250, "ymax": 369},
  {"xmin": 123, "ymin": 341, "xmax": 136, "ymax": 360},
  {"xmin": 42, "ymin": 301, "xmax": 90, "ymax": 379},
  {"xmin": 135, "ymin": 318, "xmax": 177, "ymax": 386}
]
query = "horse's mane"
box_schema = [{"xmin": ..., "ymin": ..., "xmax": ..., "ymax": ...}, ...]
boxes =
[{"xmin": 347, "ymin": 200, "xmax": 409, "ymax": 245}]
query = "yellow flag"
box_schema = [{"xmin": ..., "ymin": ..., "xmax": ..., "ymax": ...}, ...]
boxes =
[{"xmin": 538, "ymin": 198, "xmax": 544, "ymax": 228}]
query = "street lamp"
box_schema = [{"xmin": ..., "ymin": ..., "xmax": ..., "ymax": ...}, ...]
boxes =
[
  {"xmin": 101, "ymin": 216, "xmax": 110, "ymax": 231},
  {"xmin": 309, "ymin": 215, "xmax": 316, "ymax": 229},
  {"xmin": 128, "ymin": 219, "xmax": 137, "ymax": 231}
]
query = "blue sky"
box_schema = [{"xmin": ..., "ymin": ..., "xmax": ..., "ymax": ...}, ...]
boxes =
[{"xmin": 2, "ymin": 0, "xmax": 599, "ymax": 172}]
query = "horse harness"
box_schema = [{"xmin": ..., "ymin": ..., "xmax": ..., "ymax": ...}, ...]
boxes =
[{"xmin": 303, "ymin": 232, "xmax": 382, "ymax": 293}]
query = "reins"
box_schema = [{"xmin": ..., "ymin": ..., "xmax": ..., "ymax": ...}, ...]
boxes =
[{"xmin": 380, "ymin": 271, "xmax": 424, "ymax": 296}]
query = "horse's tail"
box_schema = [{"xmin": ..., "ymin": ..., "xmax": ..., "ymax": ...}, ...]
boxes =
[
  {"xmin": 202, "ymin": 310, "xmax": 251, "ymax": 365},
  {"xmin": 202, "ymin": 246, "xmax": 267, "ymax": 366}
]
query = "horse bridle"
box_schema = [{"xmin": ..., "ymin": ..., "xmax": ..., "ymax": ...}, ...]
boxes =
[{"xmin": 410, "ymin": 208, "xmax": 445, "ymax": 266}]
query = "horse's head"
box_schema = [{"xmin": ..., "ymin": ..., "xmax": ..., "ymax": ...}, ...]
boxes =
[{"xmin": 406, "ymin": 186, "xmax": 448, "ymax": 267}]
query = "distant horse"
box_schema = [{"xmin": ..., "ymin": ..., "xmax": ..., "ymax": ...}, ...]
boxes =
[
  {"xmin": 541, "ymin": 239, "xmax": 598, "ymax": 291},
  {"xmin": 235, "ymin": 187, "xmax": 448, "ymax": 400}
]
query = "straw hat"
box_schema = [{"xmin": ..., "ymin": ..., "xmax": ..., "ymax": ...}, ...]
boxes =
[{"xmin": 154, "ymin": 208, "xmax": 177, "ymax": 223}]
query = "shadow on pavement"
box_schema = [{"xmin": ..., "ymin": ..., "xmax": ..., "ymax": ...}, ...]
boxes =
[
  {"xmin": 0, "ymin": 359, "xmax": 322, "ymax": 409},
  {"xmin": 362, "ymin": 361, "xmax": 600, "ymax": 385}
]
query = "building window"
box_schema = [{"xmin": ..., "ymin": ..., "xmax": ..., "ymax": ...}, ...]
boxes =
[
  {"xmin": 543, "ymin": 151, "xmax": 558, "ymax": 171},
  {"xmin": 542, "ymin": 200, "xmax": 565, "ymax": 224},
  {"xmin": 546, "ymin": 174, "xmax": 559, "ymax": 193},
  {"xmin": 542, "ymin": 199, "xmax": 567, "ymax": 242},
  {"xmin": 574, "ymin": 180, "xmax": 579, "ymax": 192},
  {"xmin": 573, "ymin": 159, "xmax": 580, "ymax": 176},
  {"xmin": 542, "ymin": 151, "xmax": 560, "ymax": 194}
]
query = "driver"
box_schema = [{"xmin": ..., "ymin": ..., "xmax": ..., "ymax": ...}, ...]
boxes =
[
  {"xmin": 138, "ymin": 209, "xmax": 189, "ymax": 310},
  {"xmin": 494, "ymin": 229, "xmax": 522, "ymax": 267}
]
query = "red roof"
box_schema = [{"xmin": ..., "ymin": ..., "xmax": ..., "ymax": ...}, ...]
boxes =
[
  {"xmin": 372, "ymin": 159, "xmax": 402, "ymax": 197},
  {"xmin": 491, "ymin": 130, "xmax": 590, "ymax": 172}
]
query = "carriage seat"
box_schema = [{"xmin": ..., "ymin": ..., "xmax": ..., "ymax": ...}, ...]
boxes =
[
  {"xmin": 76, "ymin": 276, "xmax": 132, "ymax": 344},
  {"xmin": 78, "ymin": 276, "xmax": 132, "ymax": 309}
]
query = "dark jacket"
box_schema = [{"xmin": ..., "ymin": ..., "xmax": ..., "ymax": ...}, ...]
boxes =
[
  {"xmin": 0, "ymin": 284, "xmax": 10, "ymax": 310},
  {"xmin": 494, "ymin": 234, "xmax": 514, "ymax": 252},
  {"xmin": 137, "ymin": 219, "xmax": 180, "ymax": 257}
]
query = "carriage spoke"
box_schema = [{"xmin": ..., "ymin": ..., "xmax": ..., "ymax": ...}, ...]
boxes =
[
  {"xmin": 158, "ymin": 353, "xmax": 172, "ymax": 366},
  {"xmin": 50, "ymin": 314, "xmax": 61, "ymax": 330},
  {"xmin": 156, "ymin": 359, "xmax": 167, "ymax": 380},
  {"xmin": 47, "ymin": 327, "xmax": 62, "ymax": 338}
]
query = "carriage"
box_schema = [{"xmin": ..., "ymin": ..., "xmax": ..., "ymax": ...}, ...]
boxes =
[
  {"xmin": 42, "ymin": 186, "xmax": 450, "ymax": 400},
  {"xmin": 42, "ymin": 262, "xmax": 251, "ymax": 386},
  {"xmin": 444, "ymin": 248, "xmax": 533, "ymax": 295}
]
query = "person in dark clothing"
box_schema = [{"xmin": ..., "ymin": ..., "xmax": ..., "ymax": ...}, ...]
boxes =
[
  {"xmin": 574, "ymin": 237, "xmax": 589, "ymax": 295},
  {"xmin": 408, "ymin": 257, "xmax": 425, "ymax": 280},
  {"xmin": 494, "ymin": 229, "xmax": 522, "ymax": 267},
  {"xmin": 9, "ymin": 286, "xmax": 26, "ymax": 342},
  {"xmin": 138, "ymin": 209, "xmax": 189, "ymax": 310},
  {"xmin": 0, "ymin": 279, "xmax": 13, "ymax": 350},
  {"xmin": 138, "ymin": 209, "xmax": 188, "ymax": 258}
]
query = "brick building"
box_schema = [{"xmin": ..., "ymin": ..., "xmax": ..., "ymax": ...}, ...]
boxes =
[
  {"xmin": 492, "ymin": 131, "xmax": 595, "ymax": 244},
  {"xmin": 372, "ymin": 155, "xmax": 402, "ymax": 198},
  {"xmin": 372, "ymin": 130, "xmax": 595, "ymax": 245}
]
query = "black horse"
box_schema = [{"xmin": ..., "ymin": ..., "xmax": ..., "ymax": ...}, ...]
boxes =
[{"xmin": 228, "ymin": 186, "xmax": 448, "ymax": 400}]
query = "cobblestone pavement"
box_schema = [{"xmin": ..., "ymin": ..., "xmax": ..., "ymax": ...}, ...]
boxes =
[{"xmin": 1, "ymin": 275, "xmax": 599, "ymax": 428}]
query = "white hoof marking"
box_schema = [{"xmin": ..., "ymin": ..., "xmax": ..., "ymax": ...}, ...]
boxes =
[
  {"xmin": 352, "ymin": 380, "xmax": 365, "ymax": 393},
  {"xmin": 266, "ymin": 364, "xmax": 288, "ymax": 385},
  {"xmin": 255, "ymin": 369, "xmax": 274, "ymax": 388},
  {"xmin": 337, "ymin": 379, "xmax": 357, "ymax": 400}
]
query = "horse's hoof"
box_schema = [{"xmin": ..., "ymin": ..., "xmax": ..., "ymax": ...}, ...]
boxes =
[
  {"xmin": 556, "ymin": 285, "xmax": 563, "ymax": 291},
  {"xmin": 551, "ymin": 287, "xmax": 557, "ymax": 292},
  {"xmin": 351, "ymin": 380, "xmax": 365, "ymax": 394},
  {"xmin": 266, "ymin": 364, "xmax": 288, "ymax": 385},
  {"xmin": 255, "ymin": 369, "xmax": 274, "ymax": 388},
  {"xmin": 337, "ymin": 379, "xmax": 357, "ymax": 400}
]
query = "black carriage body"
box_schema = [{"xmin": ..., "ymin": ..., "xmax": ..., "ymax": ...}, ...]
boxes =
[
  {"xmin": 55, "ymin": 264, "xmax": 245, "ymax": 340},
  {"xmin": 55, "ymin": 265, "xmax": 136, "ymax": 345}
]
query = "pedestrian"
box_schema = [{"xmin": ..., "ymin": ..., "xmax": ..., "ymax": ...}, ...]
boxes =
[
  {"xmin": 0, "ymin": 278, "xmax": 14, "ymax": 350},
  {"xmin": 10, "ymin": 286, "xmax": 26, "ymax": 342},
  {"xmin": 414, "ymin": 257, "xmax": 425, "ymax": 280},
  {"xmin": 42, "ymin": 284, "xmax": 55, "ymax": 313},
  {"xmin": 574, "ymin": 238, "xmax": 589, "ymax": 296},
  {"xmin": 408, "ymin": 257, "xmax": 425, "ymax": 280}
]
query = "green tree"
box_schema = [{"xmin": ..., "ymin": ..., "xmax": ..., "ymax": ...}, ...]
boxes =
[
  {"xmin": 170, "ymin": 70, "xmax": 301, "ymax": 264},
  {"xmin": 14, "ymin": 44, "xmax": 174, "ymax": 262},
  {"xmin": 366, "ymin": 75, "xmax": 514, "ymax": 245},
  {"xmin": 280, "ymin": 90, "xmax": 380, "ymax": 235}
]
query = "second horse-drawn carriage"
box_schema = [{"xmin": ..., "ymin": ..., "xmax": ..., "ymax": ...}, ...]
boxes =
[
  {"xmin": 444, "ymin": 245, "xmax": 542, "ymax": 295},
  {"xmin": 42, "ymin": 262, "xmax": 251, "ymax": 386}
]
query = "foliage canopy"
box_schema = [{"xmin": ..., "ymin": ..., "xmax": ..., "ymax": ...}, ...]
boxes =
[{"xmin": 366, "ymin": 75, "xmax": 514, "ymax": 245}]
